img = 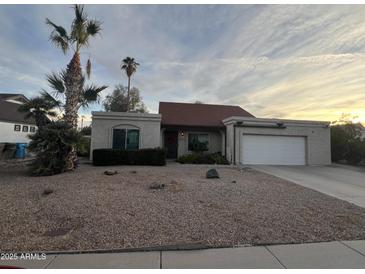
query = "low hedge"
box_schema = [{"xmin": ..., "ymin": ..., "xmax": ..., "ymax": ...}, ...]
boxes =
[
  {"xmin": 93, "ymin": 148, "xmax": 166, "ymax": 166},
  {"xmin": 177, "ymin": 152, "xmax": 229, "ymax": 165}
]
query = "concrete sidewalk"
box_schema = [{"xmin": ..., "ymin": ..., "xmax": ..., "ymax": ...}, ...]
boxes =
[{"xmin": 1, "ymin": 240, "xmax": 365, "ymax": 269}]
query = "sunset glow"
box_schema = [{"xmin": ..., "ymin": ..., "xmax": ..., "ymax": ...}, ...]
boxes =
[{"xmin": 1, "ymin": 5, "xmax": 365, "ymax": 124}]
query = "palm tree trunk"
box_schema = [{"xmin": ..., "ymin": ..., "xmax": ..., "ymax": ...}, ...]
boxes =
[
  {"xmin": 127, "ymin": 76, "xmax": 131, "ymax": 112},
  {"xmin": 65, "ymin": 52, "xmax": 82, "ymax": 128},
  {"xmin": 64, "ymin": 52, "xmax": 83, "ymax": 170}
]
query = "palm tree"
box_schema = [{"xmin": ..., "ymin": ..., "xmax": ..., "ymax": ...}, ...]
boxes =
[
  {"xmin": 45, "ymin": 4, "xmax": 107, "ymax": 170},
  {"xmin": 121, "ymin": 57, "xmax": 139, "ymax": 111},
  {"xmin": 18, "ymin": 91, "xmax": 60, "ymax": 129}
]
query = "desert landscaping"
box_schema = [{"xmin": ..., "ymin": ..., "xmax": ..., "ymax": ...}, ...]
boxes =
[{"xmin": 1, "ymin": 162, "xmax": 365, "ymax": 252}]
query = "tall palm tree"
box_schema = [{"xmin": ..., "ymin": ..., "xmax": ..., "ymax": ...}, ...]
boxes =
[
  {"xmin": 45, "ymin": 4, "xmax": 107, "ymax": 170},
  {"xmin": 121, "ymin": 57, "xmax": 139, "ymax": 111},
  {"xmin": 18, "ymin": 91, "xmax": 60, "ymax": 129}
]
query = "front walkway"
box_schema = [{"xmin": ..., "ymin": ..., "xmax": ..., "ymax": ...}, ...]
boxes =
[{"xmin": 2, "ymin": 240, "xmax": 365, "ymax": 269}]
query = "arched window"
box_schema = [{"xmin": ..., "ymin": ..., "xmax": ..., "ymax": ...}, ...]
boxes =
[{"xmin": 112, "ymin": 127, "xmax": 140, "ymax": 150}]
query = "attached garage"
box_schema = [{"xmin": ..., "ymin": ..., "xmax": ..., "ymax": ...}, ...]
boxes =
[
  {"xmin": 223, "ymin": 117, "xmax": 331, "ymax": 166},
  {"xmin": 240, "ymin": 135, "xmax": 306, "ymax": 165}
]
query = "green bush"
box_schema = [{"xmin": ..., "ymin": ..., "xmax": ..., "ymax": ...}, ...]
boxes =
[
  {"xmin": 28, "ymin": 121, "xmax": 80, "ymax": 176},
  {"xmin": 177, "ymin": 152, "xmax": 229, "ymax": 165},
  {"xmin": 93, "ymin": 148, "xmax": 166, "ymax": 166},
  {"xmin": 80, "ymin": 126, "xmax": 92, "ymax": 136},
  {"xmin": 345, "ymin": 140, "xmax": 364, "ymax": 164},
  {"xmin": 331, "ymin": 123, "xmax": 365, "ymax": 164},
  {"xmin": 77, "ymin": 136, "xmax": 91, "ymax": 157}
]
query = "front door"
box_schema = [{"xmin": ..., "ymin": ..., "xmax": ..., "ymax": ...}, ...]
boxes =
[{"xmin": 164, "ymin": 131, "xmax": 178, "ymax": 159}]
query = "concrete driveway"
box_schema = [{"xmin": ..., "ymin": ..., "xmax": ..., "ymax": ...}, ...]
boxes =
[{"xmin": 253, "ymin": 165, "xmax": 365, "ymax": 208}]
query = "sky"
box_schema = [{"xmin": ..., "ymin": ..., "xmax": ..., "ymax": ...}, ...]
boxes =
[{"xmin": 1, "ymin": 4, "xmax": 365, "ymax": 125}]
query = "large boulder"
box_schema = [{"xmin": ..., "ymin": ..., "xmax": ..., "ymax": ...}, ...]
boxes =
[{"xmin": 206, "ymin": 168, "xmax": 219, "ymax": 179}]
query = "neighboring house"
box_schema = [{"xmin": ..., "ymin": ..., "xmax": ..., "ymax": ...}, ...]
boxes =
[
  {"xmin": 0, "ymin": 93, "xmax": 37, "ymax": 143},
  {"xmin": 90, "ymin": 101, "xmax": 331, "ymax": 165}
]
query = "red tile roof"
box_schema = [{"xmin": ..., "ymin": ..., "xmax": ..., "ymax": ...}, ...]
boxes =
[{"xmin": 159, "ymin": 102, "xmax": 255, "ymax": 128}]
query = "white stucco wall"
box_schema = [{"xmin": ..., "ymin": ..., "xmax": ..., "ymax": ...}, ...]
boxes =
[
  {"xmin": 90, "ymin": 112, "xmax": 162, "ymax": 160},
  {"xmin": 0, "ymin": 121, "xmax": 36, "ymax": 143},
  {"xmin": 225, "ymin": 123, "xmax": 234, "ymax": 163},
  {"xmin": 224, "ymin": 117, "xmax": 331, "ymax": 165}
]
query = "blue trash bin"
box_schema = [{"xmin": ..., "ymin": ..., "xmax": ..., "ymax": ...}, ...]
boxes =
[{"xmin": 15, "ymin": 143, "xmax": 27, "ymax": 159}]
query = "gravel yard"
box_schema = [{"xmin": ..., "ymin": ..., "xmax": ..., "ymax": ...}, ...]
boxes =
[{"xmin": 1, "ymin": 163, "xmax": 365, "ymax": 252}]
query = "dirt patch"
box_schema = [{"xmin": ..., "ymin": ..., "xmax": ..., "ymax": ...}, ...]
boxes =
[{"xmin": 1, "ymin": 163, "xmax": 365, "ymax": 252}]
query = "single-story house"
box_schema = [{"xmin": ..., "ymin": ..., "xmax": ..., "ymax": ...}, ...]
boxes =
[
  {"xmin": 0, "ymin": 93, "xmax": 37, "ymax": 143},
  {"xmin": 90, "ymin": 102, "xmax": 331, "ymax": 165}
]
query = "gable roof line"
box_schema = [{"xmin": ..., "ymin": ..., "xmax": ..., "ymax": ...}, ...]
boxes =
[
  {"xmin": 158, "ymin": 101, "xmax": 255, "ymax": 127},
  {"xmin": 0, "ymin": 93, "xmax": 36, "ymax": 125},
  {"xmin": 159, "ymin": 101, "xmax": 244, "ymax": 108}
]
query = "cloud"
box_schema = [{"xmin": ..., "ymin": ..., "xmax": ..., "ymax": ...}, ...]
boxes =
[{"xmin": 1, "ymin": 5, "xmax": 365, "ymax": 123}]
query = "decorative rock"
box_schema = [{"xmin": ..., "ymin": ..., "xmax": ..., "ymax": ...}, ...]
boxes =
[
  {"xmin": 149, "ymin": 182, "xmax": 165, "ymax": 190},
  {"xmin": 104, "ymin": 170, "xmax": 118, "ymax": 176},
  {"xmin": 43, "ymin": 188, "xmax": 54, "ymax": 196},
  {"xmin": 206, "ymin": 168, "xmax": 219, "ymax": 179}
]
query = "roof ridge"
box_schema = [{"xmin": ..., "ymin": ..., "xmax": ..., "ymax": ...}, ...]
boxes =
[
  {"xmin": 159, "ymin": 101, "xmax": 254, "ymax": 127},
  {"xmin": 159, "ymin": 101, "xmax": 242, "ymax": 108}
]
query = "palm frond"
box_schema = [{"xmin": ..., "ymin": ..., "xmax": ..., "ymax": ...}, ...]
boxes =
[
  {"xmin": 49, "ymin": 34, "xmax": 69, "ymax": 54},
  {"xmin": 45, "ymin": 18, "xmax": 68, "ymax": 38},
  {"xmin": 74, "ymin": 4, "xmax": 86, "ymax": 25},
  {"xmin": 80, "ymin": 84, "xmax": 108, "ymax": 107},
  {"xmin": 39, "ymin": 90, "xmax": 62, "ymax": 108},
  {"xmin": 18, "ymin": 103, "xmax": 30, "ymax": 113},
  {"xmin": 86, "ymin": 19, "xmax": 102, "ymax": 36},
  {"xmin": 121, "ymin": 57, "xmax": 140, "ymax": 77},
  {"xmin": 86, "ymin": 58, "xmax": 91, "ymax": 79},
  {"xmin": 71, "ymin": 4, "xmax": 88, "ymax": 48},
  {"xmin": 45, "ymin": 18, "xmax": 69, "ymax": 54},
  {"xmin": 46, "ymin": 72, "xmax": 66, "ymax": 94}
]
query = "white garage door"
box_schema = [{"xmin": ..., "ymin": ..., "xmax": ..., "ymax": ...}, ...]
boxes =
[{"xmin": 240, "ymin": 135, "xmax": 306, "ymax": 165}]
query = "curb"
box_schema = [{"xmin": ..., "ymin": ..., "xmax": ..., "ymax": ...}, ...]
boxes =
[{"xmin": 14, "ymin": 243, "xmax": 234, "ymax": 255}]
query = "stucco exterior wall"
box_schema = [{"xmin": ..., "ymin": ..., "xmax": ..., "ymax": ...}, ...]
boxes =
[
  {"xmin": 90, "ymin": 112, "xmax": 161, "ymax": 160},
  {"xmin": 225, "ymin": 123, "xmax": 234, "ymax": 163},
  {"xmin": 175, "ymin": 129, "xmax": 223, "ymax": 157},
  {"xmin": 224, "ymin": 117, "xmax": 331, "ymax": 165},
  {"xmin": 0, "ymin": 121, "xmax": 36, "ymax": 143}
]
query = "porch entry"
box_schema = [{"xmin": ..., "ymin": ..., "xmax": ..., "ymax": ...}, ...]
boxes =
[{"xmin": 164, "ymin": 131, "xmax": 178, "ymax": 159}]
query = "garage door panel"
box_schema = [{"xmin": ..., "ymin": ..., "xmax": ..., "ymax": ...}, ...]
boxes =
[{"xmin": 240, "ymin": 135, "xmax": 306, "ymax": 165}]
